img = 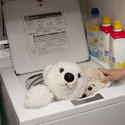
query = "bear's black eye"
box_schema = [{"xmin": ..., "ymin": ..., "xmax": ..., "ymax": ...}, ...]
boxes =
[
  {"xmin": 78, "ymin": 73, "xmax": 81, "ymax": 78},
  {"xmin": 88, "ymin": 86, "xmax": 93, "ymax": 91},
  {"xmin": 59, "ymin": 68, "xmax": 64, "ymax": 73}
]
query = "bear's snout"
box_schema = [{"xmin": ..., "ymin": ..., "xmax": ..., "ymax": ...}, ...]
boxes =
[{"xmin": 64, "ymin": 72, "xmax": 74, "ymax": 83}]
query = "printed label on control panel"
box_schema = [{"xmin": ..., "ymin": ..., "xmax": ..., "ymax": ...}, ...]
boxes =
[{"xmin": 23, "ymin": 12, "xmax": 69, "ymax": 57}]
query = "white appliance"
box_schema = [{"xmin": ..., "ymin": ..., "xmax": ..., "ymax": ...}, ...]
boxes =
[{"xmin": 1, "ymin": 0, "xmax": 125, "ymax": 125}]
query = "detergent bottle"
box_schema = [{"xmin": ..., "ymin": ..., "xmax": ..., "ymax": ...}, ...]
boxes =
[
  {"xmin": 98, "ymin": 16, "xmax": 113, "ymax": 63},
  {"xmin": 86, "ymin": 8, "xmax": 100, "ymax": 58},
  {"xmin": 110, "ymin": 21, "xmax": 125, "ymax": 69}
]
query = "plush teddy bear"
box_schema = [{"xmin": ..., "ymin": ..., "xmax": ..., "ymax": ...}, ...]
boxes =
[
  {"xmin": 24, "ymin": 61, "xmax": 87, "ymax": 108},
  {"xmin": 81, "ymin": 66, "xmax": 111, "ymax": 98}
]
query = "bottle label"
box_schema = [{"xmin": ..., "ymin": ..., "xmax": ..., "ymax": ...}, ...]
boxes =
[
  {"xmin": 113, "ymin": 62, "xmax": 125, "ymax": 69},
  {"xmin": 86, "ymin": 25, "xmax": 100, "ymax": 32},
  {"xmin": 110, "ymin": 38, "xmax": 125, "ymax": 69},
  {"xmin": 86, "ymin": 25, "xmax": 100, "ymax": 57},
  {"xmin": 98, "ymin": 31, "xmax": 110, "ymax": 63}
]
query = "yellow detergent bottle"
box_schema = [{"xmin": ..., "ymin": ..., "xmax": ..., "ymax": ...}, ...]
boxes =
[{"xmin": 110, "ymin": 21, "xmax": 125, "ymax": 69}]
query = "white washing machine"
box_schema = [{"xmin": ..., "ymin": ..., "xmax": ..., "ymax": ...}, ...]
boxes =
[{"xmin": 1, "ymin": 0, "xmax": 125, "ymax": 125}]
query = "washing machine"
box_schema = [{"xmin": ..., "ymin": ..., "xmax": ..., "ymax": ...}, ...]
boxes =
[{"xmin": 1, "ymin": 0, "xmax": 125, "ymax": 125}]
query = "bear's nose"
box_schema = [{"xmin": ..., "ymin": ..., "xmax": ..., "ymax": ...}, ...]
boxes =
[
  {"xmin": 64, "ymin": 72, "xmax": 74, "ymax": 82},
  {"xmin": 81, "ymin": 93, "xmax": 87, "ymax": 98}
]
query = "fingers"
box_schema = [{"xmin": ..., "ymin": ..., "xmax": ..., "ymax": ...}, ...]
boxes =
[
  {"xmin": 98, "ymin": 68, "xmax": 112, "ymax": 83},
  {"xmin": 101, "ymin": 76, "xmax": 112, "ymax": 83},
  {"xmin": 98, "ymin": 68, "xmax": 111, "ymax": 76}
]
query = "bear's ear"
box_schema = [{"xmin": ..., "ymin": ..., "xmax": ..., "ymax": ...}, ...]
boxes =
[{"xmin": 43, "ymin": 64, "xmax": 53, "ymax": 78}]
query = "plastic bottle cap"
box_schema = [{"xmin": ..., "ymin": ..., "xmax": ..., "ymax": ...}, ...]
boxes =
[
  {"xmin": 114, "ymin": 21, "xmax": 122, "ymax": 30},
  {"xmin": 91, "ymin": 8, "xmax": 100, "ymax": 16},
  {"xmin": 103, "ymin": 16, "xmax": 111, "ymax": 24}
]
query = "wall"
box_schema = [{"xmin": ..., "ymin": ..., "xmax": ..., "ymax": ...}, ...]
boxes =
[
  {"xmin": 80, "ymin": 0, "xmax": 125, "ymax": 28},
  {"xmin": 0, "ymin": 3, "xmax": 4, "ymax": 40},
  {"xmin": 79, "ymin": 0, "xmax": 88, "ymax": 15},
  {"xmin": 1, "ymin": 0, "xmax": 125, "ymax": 37}
]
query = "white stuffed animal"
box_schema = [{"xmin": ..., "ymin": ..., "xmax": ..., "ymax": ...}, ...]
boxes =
[
  {"xmin": 81, "ymin": 66, "xmax": 111, "ymax": 98},
  {"xmin": 24, "ymin": 61, "xmax": 87, "ymax": 108}
]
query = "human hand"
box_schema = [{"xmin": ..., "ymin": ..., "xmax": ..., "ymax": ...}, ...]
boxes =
[{"xmin": 98, "ymin": 68, "xmax": 125, "ymax": 83}]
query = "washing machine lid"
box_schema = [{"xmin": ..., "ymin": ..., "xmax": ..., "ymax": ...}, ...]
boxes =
[{"xmin": 3, "ymin": 0, "xmax": 89, "ymax": 74}]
